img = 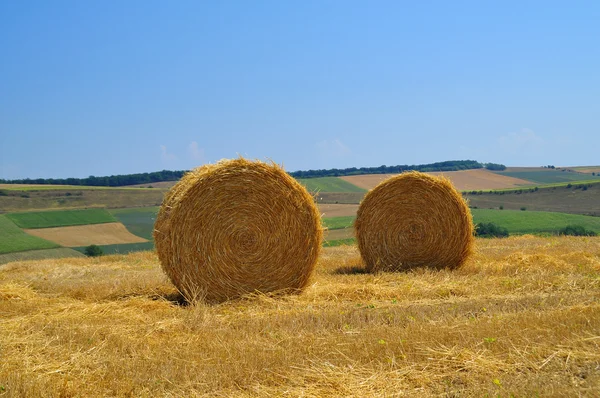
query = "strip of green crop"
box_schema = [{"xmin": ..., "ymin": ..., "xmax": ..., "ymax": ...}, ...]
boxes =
[
  {"xmin": 6, "ymin": 209, "xmax": 116, "ymax": 229},
  {"xmin": 0, "ymin": 215, "xmax": 60, "ymax": 254}
]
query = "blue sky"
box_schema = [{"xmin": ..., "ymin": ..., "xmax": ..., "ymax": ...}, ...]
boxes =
[{"xmin": 1, "ymin": 1, "xmax": 599, "ymax": 179}]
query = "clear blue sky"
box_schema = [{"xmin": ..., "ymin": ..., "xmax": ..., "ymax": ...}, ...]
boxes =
[{"xmin": 1, "ymin": 1, "xmax": 599, "ymax": 179}]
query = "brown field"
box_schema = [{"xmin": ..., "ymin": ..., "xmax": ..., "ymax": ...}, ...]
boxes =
[
  {"xmin": 317, "ymin": 203, "xmax": 359, "ymax": 217},
  {"xmin": 24, "ymin": 222, "xmax": 148, "ymax": 247},
  {"xmin": 1, "ymin": 236, "xmax": 599, "ymax": 396},
  {"xmin": 342, "ymin": 169, "xmax": 533, "ymax": 191}
]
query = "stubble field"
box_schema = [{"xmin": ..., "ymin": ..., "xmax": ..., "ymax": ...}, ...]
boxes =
[{"xmin": 1, "ymin": 236, "xmax": 599, "ymax": 397}]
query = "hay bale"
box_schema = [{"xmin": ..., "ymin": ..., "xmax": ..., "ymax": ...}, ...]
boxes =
[
  {"xmin": 154, "ymin": 158, "xmax": 323, "ymax": 303},
  {"xmin": 355, "ymin": 171, "xmax": 474, "ymax": 272}
]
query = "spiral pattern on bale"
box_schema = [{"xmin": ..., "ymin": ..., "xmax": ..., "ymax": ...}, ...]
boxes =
[
  {"xmin": 153, "ymin": 158, "xmax": 323, "ymax": 303},
  {"xmin": 355, "ymin": 171, "xmax": 474, "ymax": 272}
]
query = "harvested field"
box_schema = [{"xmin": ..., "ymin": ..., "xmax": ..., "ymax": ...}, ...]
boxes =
[
  {"xmin": 342, "ymin": 169, "xmax": 533, "ymax": 191},
  {"xmin": 317, "ymin": 203, "xmax": 359, "ymax": 217},
  {"xmin": 24, "ymin": 222, "xmax": 148, "ymax": 247},
  {"xmin": 0, "ymin": 236, "xmax": 599, "ymax": 396},
  {"xmin": 429, "ymin": 169, "xmax": 532, "ymax": 190}
]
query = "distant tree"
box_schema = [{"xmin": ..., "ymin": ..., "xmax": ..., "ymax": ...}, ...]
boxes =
[
  {"xmin": 558, "ymin": 225, "xmax": 597, "ymax": 237},
  {"xmin": 84, "ymin": 244, "xmax": 103, "ymax": 257},
  {"xmin": 475, "ymin": 222, "xmax": 509, "ymax": 238},
  {"xmin": 484, "ymin": 163, "xmax": 507, "ymax": 171}
]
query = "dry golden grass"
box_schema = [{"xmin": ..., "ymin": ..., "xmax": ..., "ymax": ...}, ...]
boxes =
[
  {"xmin": 24, "ymin": 223, "xmax": 148, "ymax": 247},
  {"xmin": 1, "ymin": 236, "xmax": 599, "ymax": 397}
]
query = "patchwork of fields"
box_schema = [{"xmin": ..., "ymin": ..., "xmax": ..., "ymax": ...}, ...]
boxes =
[{"xmin": 1, "ymin": 166, "xmax": 600, "ymax": 261}]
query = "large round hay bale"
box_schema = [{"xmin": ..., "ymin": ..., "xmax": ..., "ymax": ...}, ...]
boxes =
[
  {"xmin": 355, "ymin": 171, "xmax": 474, "ymax": 272},
  {"xmin": 153, "ymin": 158, "xmax": 323, "ymax": 303}
]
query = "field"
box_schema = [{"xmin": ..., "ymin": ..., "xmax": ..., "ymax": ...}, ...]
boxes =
[
  {"xmin": 297, "ymin": 177, "xmax": 366, "ymax": 193},
  {"xmin": 317, "ymin": 204, "xmax": 359, "ymax": 218},
  {"xmin": 0, "ymin": 248, "xmax": 84, "ymax": 265},
  {"xmin": 0, "ymin": 188, "xmax": 166, "ymax": 212},
  {"xmin": 74, "ymin": 241, "xmax": 156, "ymax": 255},
  {"xmin": 109, "ymin": 207, "xmax": 159, "ymax": 240},
  {"xmin": 472, "ymin": 209, "xmax": 600, "ymax": 235},
  {"xmin": 24, "ymin": 223, "xmax": 148, "ymax": 247},
  {"xmin": 571, "ymin": 166, "xmax": 600, "ymax": 174},
  {"xmin": 465, "ymin": 183, "xmax": 600, "ymax": 216},
  {"xmin": 0, "ymin": 236, "xmax": 599, "ymax": 396},
  {"xmin": 341, "ymin": 169, "xmax": 533, "ymax": 191},
  {"xmin": 495, "ymin": 167, "xmax": 600, "ymax": 184},
  {"xmin": 0, "ymin": 215, "xmax": 60, "ymax": 254},
  {"xmin": 6, "ymin": 208, "xmax": 116, "ymax": 229}
]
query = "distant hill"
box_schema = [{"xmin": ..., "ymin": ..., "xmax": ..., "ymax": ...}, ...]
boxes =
[{"xmin": 0, "ymin": 160, "xmax": 501, "ymax": 187}]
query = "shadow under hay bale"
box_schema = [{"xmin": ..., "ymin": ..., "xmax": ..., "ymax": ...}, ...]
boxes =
[
  {"xmin": 154, "ymin": 158, "xmax": 323, "ymax": 303},
  {"xmin": 355, "ymin": 171, "xmax": 474, "ymax": 272}
]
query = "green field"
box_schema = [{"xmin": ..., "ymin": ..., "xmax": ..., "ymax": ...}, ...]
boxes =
[
  {"xmin": 297, "ymin": 177, "xmax": 366, "ymax": 193},
  {"xmin": 471, "ymin": 209, "xmax": 600, "ymax": 235},
  {"xmin": 322, "ymin": 210, "xmax": 600, "ymax": 236},
  {"xmin": 74, "ymin": 241, "xmax": 156, "ymax": 256},
  {"xmin": 6, "ymin": 208, "xmax": 116, "ymax": 229},
  {"xmin": 322, "ymin": 216, "xmax": 355, "ymax": 230},
  {"xmin": 0, "ymin": 248, "xmax": 84, "ymax": 265},
  {"xmin": 109, "ymin": 207, "xmax": 159, "ymax": 240},
  {"xmin": 495, "ymin": 170, "xmax": 600, "ymax": 184},
  {"xmin": 323, "ymin": 238, "xmax": 356, "ymax": 247},
  {"xmin": 0, "ymin": 215, "xmax": 60, "ymax": 254}
]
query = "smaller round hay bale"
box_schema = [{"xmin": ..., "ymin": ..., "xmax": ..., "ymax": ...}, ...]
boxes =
[
  {"xmin": 153, "ymin": 158, "xmax": 323, "ymax": 303},
  {"xmin": 355, "ymin": 171, "xmax": 474, "ymax": 272}
]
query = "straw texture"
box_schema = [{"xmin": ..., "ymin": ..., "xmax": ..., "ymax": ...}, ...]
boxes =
[
  {"xmin": 355, "ymin": 171, "xmax": 474, "ymax": 272},
  {"xmin": 154, "ymin": 158, "xmax": 323, "ymax": 303}
]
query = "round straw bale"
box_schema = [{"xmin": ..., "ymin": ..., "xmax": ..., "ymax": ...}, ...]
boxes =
[
  {"xmin": 355, "ymin": 171, "xmax": 474, "ymax": 272},
  {"xmin": 153, "ymin": 158, "xmax": 323, "ymax": 303}
]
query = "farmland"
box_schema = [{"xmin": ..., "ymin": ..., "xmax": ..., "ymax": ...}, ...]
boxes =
[
  {"xmin": 6, "ymin": 208, "xmax": 116, "ymax": 229},
  {"xmin": 24, "ymin": 223, "xmax": 148, "ymax": 247},
  {"xmin": 341, "ymin": 169, "xmax": 533, "ymax": 191},
  {"xmin": 465, "ymin": 182, "xmax": 600, "ymax": 216},
  {"xmin": 1, "ymin": 236, "xmax": 599, "ymax": 396},
  {"xmin": 495, "ymin": 167, "xmax": 600, "ymax": 184},
  {"xmin": 0, "ymin": 215, "xmax": 59, "ymax": 254},
  {"xmin": 297, "ymin": 177, "xmax": 366, "ymax": 193},
  {"xmin": 472, "ymin": 209, "xmax": 600, "ymax": 235},
  {"xmin": 109, "ymin": 207, "xmax": 159, "ymax": 240},
  {"xmin": 0, "ymin": 187, "xmax": 166, "ymax": 213}
]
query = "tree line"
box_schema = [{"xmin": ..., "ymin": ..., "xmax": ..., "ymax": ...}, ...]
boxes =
[
  {"xmin": 290, "ymin": 160, "xmax": 505, "ymax": 178},
  {"xmin": 0, "ymin": 160, "xmax": 505, "ymax": 186}
]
